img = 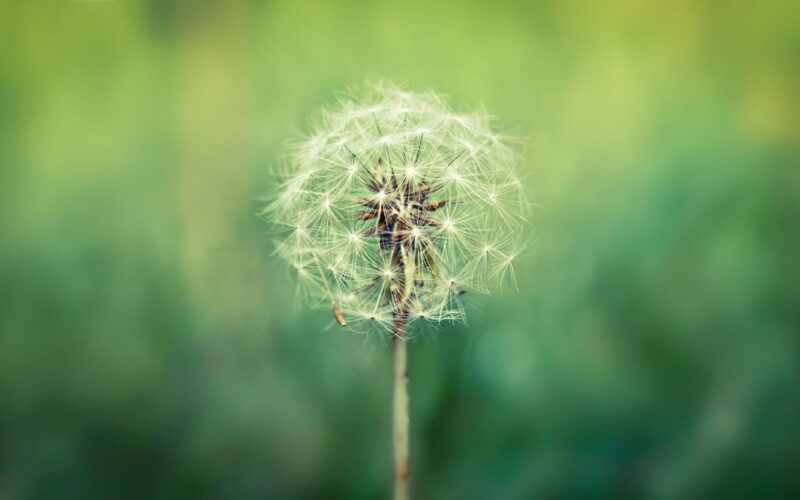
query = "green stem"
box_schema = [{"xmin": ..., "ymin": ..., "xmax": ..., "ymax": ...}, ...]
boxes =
[{"xmin": 392, "ymin": 312, "xmax": 409, "ymax": 500}]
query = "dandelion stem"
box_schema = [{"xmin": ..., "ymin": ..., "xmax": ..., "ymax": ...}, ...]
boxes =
[{"xmin": 392, "ymin": 310, "xmax": 410, "ymax": 500}]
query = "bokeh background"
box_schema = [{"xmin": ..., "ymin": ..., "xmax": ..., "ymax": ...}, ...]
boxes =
[{"xmin": 1, "ymin": 1, "xmax": 799, "ymax": 499}]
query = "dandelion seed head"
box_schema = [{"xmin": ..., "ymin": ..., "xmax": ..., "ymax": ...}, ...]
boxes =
[{"xmin": 265, "ymin": 82, "xmax": 528, "ymax": 334}]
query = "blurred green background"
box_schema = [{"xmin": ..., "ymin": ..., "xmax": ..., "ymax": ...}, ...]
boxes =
[{"xmin": 1, "ymin": 1, "xmax": 799, "ymax": 499}]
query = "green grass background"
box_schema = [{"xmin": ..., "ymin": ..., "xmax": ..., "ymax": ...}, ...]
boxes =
[{"xmin": 1, "ymin": 1, "xmax": 799, "ymax": 498}]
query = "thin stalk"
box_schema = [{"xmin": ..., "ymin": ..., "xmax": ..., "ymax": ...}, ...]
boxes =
[{"xmin": 392, "ymin": 312, "xmax": 409, "ymax": 500}]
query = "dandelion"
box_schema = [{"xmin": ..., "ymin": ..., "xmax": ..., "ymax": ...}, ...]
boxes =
[{"xmin": 265, "ymin": 82, "xmax": 527, "ymax": 500}]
